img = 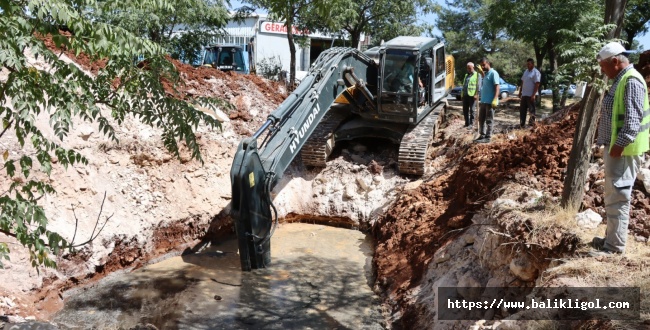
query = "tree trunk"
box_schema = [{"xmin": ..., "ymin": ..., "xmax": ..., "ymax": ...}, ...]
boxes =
[
  {"xmin": 287, "ymin": 29, "xmax": 296, "ymax": 91},
  {"xmin": 560, "ymin": 0, "xmax": 628, "ymax": 210},
  {"xmin": 560, "ymin": 85, "xmax": 604, "ymax": 209},
  {"xmin": 624, "ymin": 28, "xmax": 635, "ymax": 49},
  {"xmin": 350, "ymin": 28, "xmax": 361, "ymax": 50},
  {"xmin": 548, "ymin": 44, "xmax": 560, "ymax": 112},
  {"xmin": 604, "ymin": 0, "xmax": 628, "ymax": 39},
  {"xmin": 533, "ymin": 41, "xmax": 546, "ymax": 71}
]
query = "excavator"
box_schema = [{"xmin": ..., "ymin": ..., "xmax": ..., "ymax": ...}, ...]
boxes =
[{"xmin": 230, "ymin": 36, "xmax": 455, "ymax": 271}]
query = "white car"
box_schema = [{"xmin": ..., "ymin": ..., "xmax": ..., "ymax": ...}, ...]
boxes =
[{"xmin": 540, "ymin": 84, "xmax": 576, "ymax": 97}]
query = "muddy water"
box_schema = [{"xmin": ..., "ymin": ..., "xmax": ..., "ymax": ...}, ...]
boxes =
[{"xmin": 53, "ymin": 223, "xmax": 384, "ymax": 329}]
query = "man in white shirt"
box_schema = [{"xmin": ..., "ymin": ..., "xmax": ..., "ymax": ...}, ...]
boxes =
[{"xmin": 518, "ymin": 58, "xmax": 541, "ymax": 128}]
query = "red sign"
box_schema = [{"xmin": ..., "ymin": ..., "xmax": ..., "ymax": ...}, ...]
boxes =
[{"xmin": 261, "ymin": 21, "xmax": 310, "ymax": 35}]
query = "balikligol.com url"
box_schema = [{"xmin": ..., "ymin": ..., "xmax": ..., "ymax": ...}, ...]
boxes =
[{"xmin": 447, "ymin": 298, "xmax": 632, "ymax": 311}]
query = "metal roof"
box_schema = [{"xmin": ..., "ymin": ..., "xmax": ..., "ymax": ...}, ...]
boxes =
[{"xmin": 383, "ymin": 36, "xmax": 439, "ymax": 49}]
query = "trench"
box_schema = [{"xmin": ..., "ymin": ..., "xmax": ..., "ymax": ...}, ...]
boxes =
[{"xmin": 51, "ymin": 223, "xmax": 384, "ymax": 329}]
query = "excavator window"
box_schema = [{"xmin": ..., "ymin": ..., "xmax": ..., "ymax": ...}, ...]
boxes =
[
  {"xmin": 203, "ymin": 48, "xmax": 217, "ymax": 67},
  {"xmin": 219, "ymin": 51, "xmax": 232, "ymax": 66},
  {"xmin": 383, "ymin": 50, "xmax": 418, "ymax": 94},
  {"xmin": 202, "ymin": 46, "xmax": 246, "ymax": 72}
]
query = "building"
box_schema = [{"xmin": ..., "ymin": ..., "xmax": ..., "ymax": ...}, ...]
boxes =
[{"xmin": 211, "ymin": 14, "xmax": 368, "ymax": 77}]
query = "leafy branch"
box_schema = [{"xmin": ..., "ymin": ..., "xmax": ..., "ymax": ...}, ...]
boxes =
[{"xmin": 0, "ymin": 0, "xmax": 227, "ymax": 269}]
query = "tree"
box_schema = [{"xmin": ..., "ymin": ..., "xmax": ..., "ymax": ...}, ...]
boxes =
[
  {"xmin": 561, "ymin": 0, "xmax": 628, "ymax": 210},
  {"xmin": 488, "ymin": 0, "xmax": 597, "ymax": 111},
  {"xmin": 333, "ymin": 0, "xmax": 434, "ymax": 48},
  {"xmin": 92, "ymin": 0, "xmax": 230, "ymax": 64},
  {"xmin": 239, "ymin": 0, "xmax": 345, "ymax": 87},
  {"xmin": 622, "ymin": 0, "xmax": 650, "ymax": 50},
  {"xmin": 0, "ymin": 0, "xmax": 222, "ymax": 268},
  {"xmin": 433, "ymin": 0, "xmax": 510, "ymax": 80},
  {"xmin": 484, "ymin": 39, "xmax": 534, "ymax": 81},
  {"xmin": 370, "ymin": 11, "xmax": 425, "ymax": 45}
]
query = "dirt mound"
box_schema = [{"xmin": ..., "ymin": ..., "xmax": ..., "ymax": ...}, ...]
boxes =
[{"xmin": 41, "ymin": 33, "xmax": 286, "ymax": 113}]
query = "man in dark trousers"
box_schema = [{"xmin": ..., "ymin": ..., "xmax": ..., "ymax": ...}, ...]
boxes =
[
  {"xmin": 518, "ymin": 58, "xmax": 541, "ymax": 128},
  {"xmin": 461, "ymin": 62, "xmax": 481, "ymax": 129},
  {"xmin": 475, "ymin": 57, "xmax": 500, "ymax": 143},
  {"xmin": 591, "ymin": 42, "xmax": 649, "ymax": 256}
]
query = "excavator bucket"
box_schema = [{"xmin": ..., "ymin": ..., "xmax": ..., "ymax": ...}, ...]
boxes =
[{"xmin": 230, "ymin": 137, "xmax": 273, "ymax": 271}]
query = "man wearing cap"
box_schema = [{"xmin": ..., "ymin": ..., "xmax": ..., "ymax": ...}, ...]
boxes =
[{"xmin": 591, "ymin": 42, "xmax": 649, "ymax": 256}]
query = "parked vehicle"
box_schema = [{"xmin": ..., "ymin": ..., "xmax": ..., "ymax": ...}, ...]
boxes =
[
  {"xmin": 201, "ymin": 44, "xmax": 250, "ymax": 74},
  {"xmin": 450, "ymin": 86, "xmax": 462, "ymax": 100},
  {"xmin": 499, "ymin": 78, "xmax": 517, "ymax": 99},
  {"xmin": 540, "ymin": 84, "xmax": 576, "ymax": 97}
]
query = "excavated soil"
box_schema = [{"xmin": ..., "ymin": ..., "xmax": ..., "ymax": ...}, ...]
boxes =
[{"xmin": 373, "ymin": 100, "xmax": 650, "ymax": 327}]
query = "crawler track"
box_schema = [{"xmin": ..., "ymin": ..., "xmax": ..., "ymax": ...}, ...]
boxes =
[
  {"xmin": 301, "ymin": 109, "xmax": 348, "ymax": 167},
  {"xmin": 398, "ymin": 104, "xmax": 445, "ymax": 175}
]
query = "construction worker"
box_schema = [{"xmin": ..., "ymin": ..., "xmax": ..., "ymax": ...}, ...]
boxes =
[
  {"xmin": 591, "ymin": 42, "xmax": 649, "ymax": 256},
  {"xmin": 461, "ymin": 62, "xmax": 481, "ymax": 129},
  {"xmin": 518, "ymin": 58, "xmax": 541, "ymax": 128},
  {"xmin": 475, "ymin": 57, "xmax": 500, "ymax": 143}
]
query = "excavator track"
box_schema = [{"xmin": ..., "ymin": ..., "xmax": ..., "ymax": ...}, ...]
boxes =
[
  {"xmin": 301, "ymin": 109, "xmax": 348, "ymax": 167},
  {"xmin": 398, "ymin": 104, "xmax": 445, "ymax": 175}
]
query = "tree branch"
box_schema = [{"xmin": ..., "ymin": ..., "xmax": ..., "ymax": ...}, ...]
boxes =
[
  {"xmin": 0, "ymin": 120, "xmax": 14, "ymax": 140},
  {"xmin": 70, "ymin": 191, "xmax": 113, "ymax": 248}
]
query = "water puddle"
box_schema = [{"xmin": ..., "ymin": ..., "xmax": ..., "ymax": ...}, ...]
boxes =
[{"xmin": 53, "ymin": 223, "xmax": 383, "ymax": 329}]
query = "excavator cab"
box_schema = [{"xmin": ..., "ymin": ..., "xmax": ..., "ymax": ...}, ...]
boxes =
[
  {"xmin": 377, "ymin": 38, "xmax": 445, "ymax": 125},
  {"xmin": 380, "ymin": 50, "xmax": 422, "ymax": 114},
  {"xmin": 382, "ymin": 51, "xmax": 418, "ymax": 94},
  {"xmin": 202, "ymin": 44, "xmax": 249, "ymax": 74}
]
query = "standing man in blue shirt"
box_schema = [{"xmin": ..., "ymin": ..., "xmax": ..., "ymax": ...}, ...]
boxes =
[
  {"xmin": 475, "ymin": 57, "xmax": 500, "ymax": 143},
  {"xmin": 518, "ymin": 58, "xmax": 541, "ymax": 128}
]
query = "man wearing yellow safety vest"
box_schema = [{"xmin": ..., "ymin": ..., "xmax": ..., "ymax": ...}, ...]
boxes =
[
  {"xmin": 461, "ymin": 62, "xmax": 481, "ymax": 129},
  {"xmin": 591, "ymin": 42, "xmax": 649, "ymax": 257}
]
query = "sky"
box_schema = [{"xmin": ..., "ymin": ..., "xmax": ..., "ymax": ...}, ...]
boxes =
[
  {"xmin": 634, "ymin": 34, "xmax": 650, "ymax": 51},
  {"xmin": 229, "ymin": 0, "xmax": 650, "ymax": 51}
]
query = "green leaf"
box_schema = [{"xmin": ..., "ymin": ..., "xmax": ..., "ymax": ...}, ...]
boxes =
[
  {"xmin": 5, "ymin": 160, "xmax": 16, "ymax": 177},
  {"xmin": 19, "ymin": 156, "xmax": 32, "ymax": 178}
]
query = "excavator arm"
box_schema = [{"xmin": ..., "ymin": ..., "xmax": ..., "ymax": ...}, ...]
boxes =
[{"xmin": 230, "ymin": 48, "xmax": 377, "ymax": 271}]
